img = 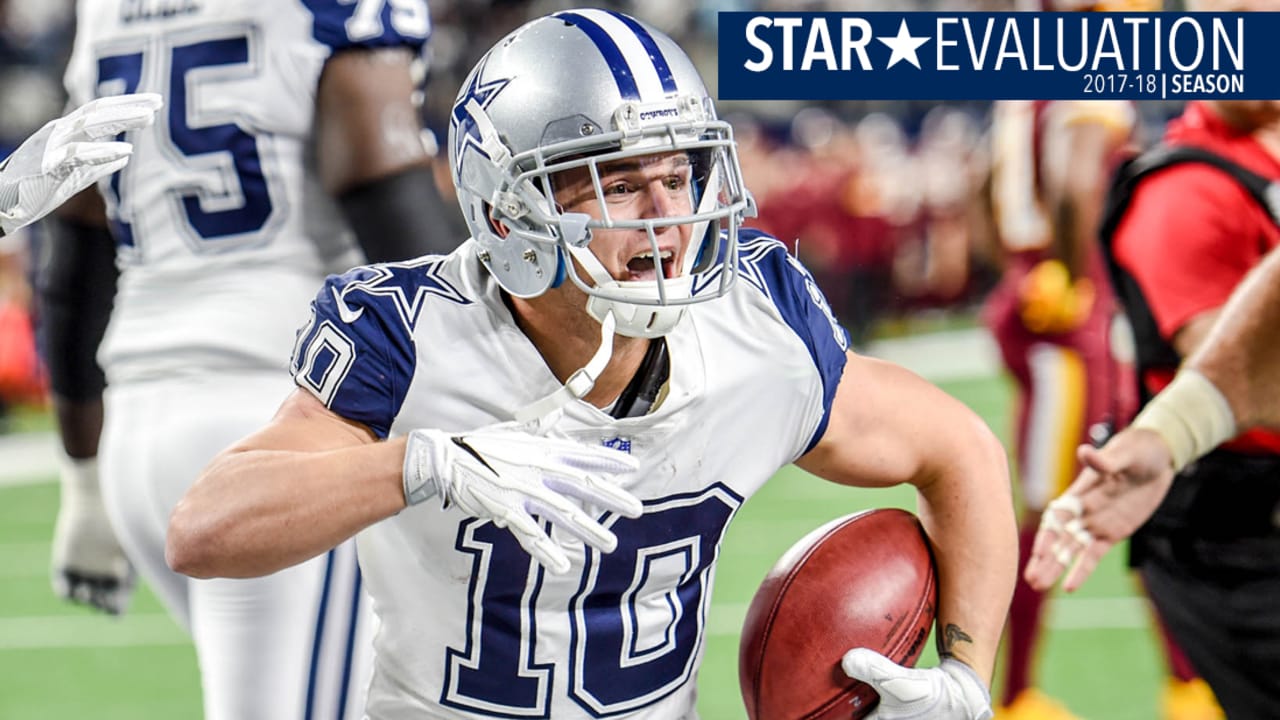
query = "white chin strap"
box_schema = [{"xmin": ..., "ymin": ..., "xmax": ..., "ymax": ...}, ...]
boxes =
[
  {"xmin": 568, "ymin": 244, "xmax": 693, "ymax": 339},
  {"xmin": 585, "ymin": 284, "xmax": 689, "ymax": 338},
  {"xmin": 513, "ymin": 311, "xmax": 616, "ymax": 425}
]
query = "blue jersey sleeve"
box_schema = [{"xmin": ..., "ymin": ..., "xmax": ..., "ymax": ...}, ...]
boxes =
[
  {"xmin": 740, "ymin": 229, "xmax": 850, "ymax": 452},
  {"xmin": 291, "ymin": 266, "xmax": 418, "ymax": 438},
  {"xmin": 304, "ymin": 0, "xmax": 431, "ymax": 52}
]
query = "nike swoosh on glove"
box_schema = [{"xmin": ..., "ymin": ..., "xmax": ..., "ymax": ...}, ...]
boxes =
[
  {"xmin": 841, "ymin": 648, "xmax": 993, "ymax": 720},
  {"xmin": 403, "ymin": 425, "xmax": 643, "ymax": 574}
]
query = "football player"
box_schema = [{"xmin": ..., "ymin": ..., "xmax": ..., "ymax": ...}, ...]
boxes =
[
  {"xmin": 41, "ymin": 0, "xmax": 458, "ymax": 717},
  {"xmin": 169, "ymin": 10, "xmax": 1016, "ymax": 719},
  {"xmin": 984, "ymin": 96, "xmax": 1139, "ymax": 720}
]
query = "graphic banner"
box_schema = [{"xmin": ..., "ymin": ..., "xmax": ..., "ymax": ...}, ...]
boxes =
[{"xmin": 717, "ymin": 12, "xmax": 1279, "ymax": 100}]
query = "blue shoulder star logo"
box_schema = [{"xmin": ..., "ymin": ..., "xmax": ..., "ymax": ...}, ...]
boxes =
[
  {"xmin": 879, "ymin": 20, "xmax": 929, "ymax": 70},
  {"xmin": 332, "ymin": 257, "xmax": 472, "ymax": 332},
  {"xmin": 692, "ymin": 231, "xmax": 778, "ymax": 298},
  {"xmin": 450, "ymin": 57, "xmax": 511, "ymax": 177}
]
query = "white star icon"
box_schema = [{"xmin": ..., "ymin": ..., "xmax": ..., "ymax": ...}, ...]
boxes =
[{"xmin": 878, "ymin": 20, "xmax": 929, "ymax": 70}]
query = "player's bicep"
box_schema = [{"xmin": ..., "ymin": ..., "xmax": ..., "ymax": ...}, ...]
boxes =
[
  {"xmin": 315, "ymin": 47, "xmax": 427, "ymax": 195},
  {"xmin": 796, "ymin": 352, "xmax": 983, "ymax": 490},
  {"xmin": 225, "ymin": 388, "xmax": 377, "ymax": 455}
]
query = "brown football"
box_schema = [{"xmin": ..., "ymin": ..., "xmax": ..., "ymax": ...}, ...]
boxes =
[{"xmin": 738, "ymin": 508, "xmax": 938, "ymax": 720}]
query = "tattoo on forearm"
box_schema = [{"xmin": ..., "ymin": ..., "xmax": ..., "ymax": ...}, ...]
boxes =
[{"xmin": 936, "ymin": 623, "xmax": 973, "ymax": 659}]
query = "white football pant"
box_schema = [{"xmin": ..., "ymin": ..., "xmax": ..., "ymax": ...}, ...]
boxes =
[{"xmin": 101, "ymin": 372, "xmax": 374, "ymax": 720}]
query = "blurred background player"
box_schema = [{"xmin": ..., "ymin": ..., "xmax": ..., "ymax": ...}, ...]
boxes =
[
  {"xmin": 38, "ymin": 0, "xmax": 460, "ymax": 717},
  {"xmin": 985, "ymin": 93, "xmax": 1219, "ymax": 720}
]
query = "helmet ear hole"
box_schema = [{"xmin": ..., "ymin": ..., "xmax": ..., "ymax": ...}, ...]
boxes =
[{"xmin": 486, "ymin": 210, "xmax": 510, "ymax": 238}]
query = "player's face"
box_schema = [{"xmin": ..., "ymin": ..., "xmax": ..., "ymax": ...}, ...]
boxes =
[{"xmin": 552, "ymin": 152, "xmax": 695, "ymax": 283}]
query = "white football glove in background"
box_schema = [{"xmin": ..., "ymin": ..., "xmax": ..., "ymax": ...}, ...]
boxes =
[
  {"xmin": 50, "ymin": 455, "xmax": 136, "ymax": 616},
  {"xmin": 0, "ymin": 93, "xmax": 162, "ymax": 236},
  {"xmin": 841, "ymin": 649, "xmax": 993, "ymax": 720},
  {"xmin": 403, "ymin": 425, "xmax": 643, "ymax": 574}
]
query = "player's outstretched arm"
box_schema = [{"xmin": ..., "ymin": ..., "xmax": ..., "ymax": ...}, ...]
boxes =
[
  {"xmin": 167, "ymin": 389, "xmax": 407, "ymax": 578},
  {"xmin": 0, "ymin": 93, "xmax": 161, "ymax": 236},
  {"xmin": 167, "ymin": 389, "xmax": 643, "ymax": 579},
  {"xmin": 796, "ymin": 352, "xmax": 1016, "ymax": 698},
  {"xmin": 1025, "ymin": 246, "xmax": 1280, "ymax": 592},
  {"xmin": 1188, "ymin": 244, "xmax": 1280, "ymax": 431},
  {"xmin": 1023, "ymin": 429, "xmax": 1175, "ymax": 592}
]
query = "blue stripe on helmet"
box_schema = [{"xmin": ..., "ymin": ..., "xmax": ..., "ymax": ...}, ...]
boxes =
[
  {"xmin": 555, "ymin": 11, "xmax": 639, "ymax": 100},
  {"xmin": 606, "ymin": 11, "xmax": 678, "ymax": 95}
]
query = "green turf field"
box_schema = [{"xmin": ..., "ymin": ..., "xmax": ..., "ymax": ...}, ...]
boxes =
[{"xmin": 0, "ymin": 373, "xmax": 1170, "ymax": 718}]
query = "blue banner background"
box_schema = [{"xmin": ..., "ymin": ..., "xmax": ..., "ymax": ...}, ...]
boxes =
[{"xmin": 717, "ymin": 12, "xmax": 1280, "ymax": 101}]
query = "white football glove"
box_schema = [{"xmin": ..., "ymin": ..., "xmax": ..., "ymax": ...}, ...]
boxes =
[
  {"xmin": 50, "ymin": 455, "xmax": 136, "ymax": 616},
  {"xmin": 841, "ymin": 649, "xmax": 993, "ymax": 720},
  {"xmin": 403, "ymin": 425, "xmax": 643, "ymax": 574},
  {"xmin": 0, "ymin": 93, "xmax": 162, "ymax": 236}
]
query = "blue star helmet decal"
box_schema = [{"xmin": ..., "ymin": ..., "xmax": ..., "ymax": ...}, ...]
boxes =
[{"xmin": 450, "ymin": 56, "xmax": 511, "ymax": 181}]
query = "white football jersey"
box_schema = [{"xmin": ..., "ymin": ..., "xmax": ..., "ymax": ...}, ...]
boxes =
[
  {"xmin": 291, "ymin": 230, "xmax": 851, "ymax": 719},
  {"xmin": 63, "ymin": 0, "xmax": 430, "ymax": 383}
]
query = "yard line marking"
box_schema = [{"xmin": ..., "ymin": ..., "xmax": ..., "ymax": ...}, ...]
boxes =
[
  {"xmin": 705, "ymin": 596, "xmax": 1151, "ymax": 637},
  {"xmin": 0, "ymin": 613, "xmax": 188, "ymax": 650},
  {"xmin": 1044, "ymin": 596, "xmax": 1154, "ymax": 630},
  {"xmin": 865, "ymin": 327, "xmax": 1001, "ymax": 382},
  {"xmin": 0, "ymin": 541, "xmax": 49, "ymax": 578},
  {"xmin": 0, "ymin": 432, "xmax": 58, "ymax": 487}
]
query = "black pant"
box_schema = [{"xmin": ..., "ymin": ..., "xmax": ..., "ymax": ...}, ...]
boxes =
[{"xmin": 1130, "ymin": 451, "xmax": 1280, "ymax": 720}]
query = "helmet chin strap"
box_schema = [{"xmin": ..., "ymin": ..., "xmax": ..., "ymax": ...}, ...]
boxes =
[
  {"xmin": 567, "ymin": 242, "xmax": 692, "ymax": 339},
  {"xmin": 585, "ymin": 290, "xmax": 687, "ymax": 339},
  {"xmin": 513, "ymin": 310, "xmax": 617, "ymax": 425}
]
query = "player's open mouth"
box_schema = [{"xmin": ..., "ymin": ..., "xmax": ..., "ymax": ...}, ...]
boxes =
[{"xmin": 626, "ymin": 249, "xmax": 675, "ymax": 281}]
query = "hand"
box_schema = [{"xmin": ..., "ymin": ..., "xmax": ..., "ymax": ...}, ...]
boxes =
[
  {"xmin": 0, "ymin": 93, "xmax": 162, "ymax": 235},
  {"xmin": 1024, "ymin": 428, "xmax": 1177, "ymax": 592},
  {"xmin": 841, "ymin": 649, "xmax": 992, "ymax": 720},
  {"xmin": 51, "ymin": 456, "xmax": 135, "ymax": 615},
  {"xmin": 403, "ymin": 425, "xmax": 643, "ymax": 574}
]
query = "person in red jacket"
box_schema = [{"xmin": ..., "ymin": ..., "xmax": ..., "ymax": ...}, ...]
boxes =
[{"xmin": 1090, "ymin": 100, "xmax": 1280, "ymax": 719}]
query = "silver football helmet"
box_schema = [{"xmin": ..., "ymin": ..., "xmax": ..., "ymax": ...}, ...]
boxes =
[{"xmin": 448, "ymin": 9, "xmax": 754, "ymax": 338}]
